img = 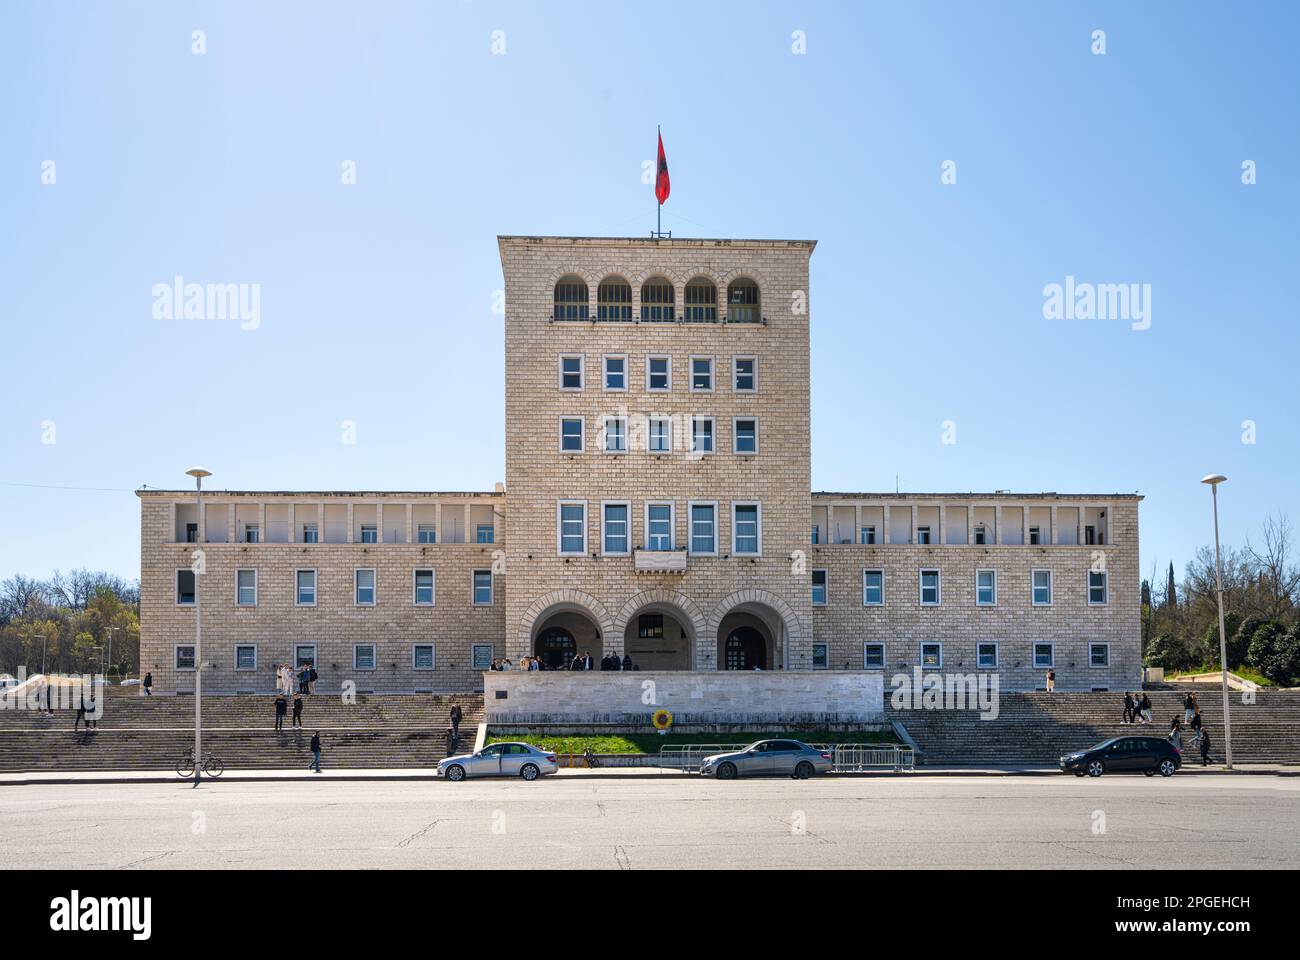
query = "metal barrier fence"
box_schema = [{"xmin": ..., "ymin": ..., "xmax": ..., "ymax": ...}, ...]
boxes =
[{"xmin": 657, "ymin": 743, "xmax": 914, "ymax": 774}]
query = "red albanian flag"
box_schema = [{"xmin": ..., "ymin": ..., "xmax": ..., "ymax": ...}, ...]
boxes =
[{"xmin": 655, "ymin": 130, "xmax": 671, "ymax": 205}]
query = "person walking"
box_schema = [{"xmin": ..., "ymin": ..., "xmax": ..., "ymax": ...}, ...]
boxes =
[
  {"xmin": 449, "ymin": 703, "xmax": 462, "ymax": 738},
  {"xmin": 274, "ymin": 693, "xmax": 287, "ymax": 731},
  {"xmin": 74, "ymin": 693, "xmax": 87, "ymax": 732},
  {"xmin": 1122, "ymin": 691, "xmax": 1135, "ymax": 725},
  {"xmin": 292, "ymin": 693, "xmax": 304, "ymax": 729},
  {"xmin": 309, "ymin": 731, "xmax": 322, "ymax": 773},
  {"xmin": 1045, "ymin": 669, "xmax": 1056, "ymax": 693},
  {"xmin": 1169, "ymin": 717, "xmax": 1183, "ymax": 752},
  {"xmin": 1183, "ymin": 692, "xmax": 1197, "ymax": 727},
  {"xmin": 1139, "ymin": 693, "xmax": 1152, "ymax": 724},
  {"xmin": 308, "ymin": 665, "xmax": 318, "ymax": 694},
  {"xmin": 298, "ymin": 665, "xmax": 311, "ymax": 694},
  {"xmin": 143, "ymin": 671, "xmax": 153, "ymax": 697},
  {"xmin": 1199, "ymin": 728, "xmax": 1212, "ymax": 766}
]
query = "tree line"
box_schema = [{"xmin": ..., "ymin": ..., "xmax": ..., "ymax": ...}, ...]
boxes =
[
  {"xmin": 0, "ymin": 569, "xmax": 140, "ymax": 679},
  {"xmin": 1143, "ymin": 513, "xmax": 1300, "ymax": 685}
]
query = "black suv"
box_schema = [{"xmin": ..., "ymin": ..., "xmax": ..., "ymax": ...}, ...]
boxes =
[{"xmin": 1060, "ymin": 736, "xmax": 1181, "ymax": 778}]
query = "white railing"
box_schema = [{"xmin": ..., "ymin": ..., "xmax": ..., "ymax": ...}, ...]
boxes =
[{"xmin": 657, "ymin": 743, "xmax": 914, "ymax": 774}]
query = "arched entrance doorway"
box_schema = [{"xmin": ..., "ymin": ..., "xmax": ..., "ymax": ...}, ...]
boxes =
[
  {"xmin": 621, "ymin": 606, "xmax": 694, "ymax": 670},
  {"xmin": 531, "ymin": 607, "xmax": 603, "ymax": 668},
  {"xmin": 535, "ymin": 626, "xmax": 577, "ymax": 670},
  {"xmin": 723, "ymin": 626, "xmax": 767, "ymax": 670}
]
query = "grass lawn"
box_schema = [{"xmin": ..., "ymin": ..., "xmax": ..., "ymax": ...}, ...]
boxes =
[{"xmin": 487, "ymin": 729, "xmax": 900, "ymax": 755}]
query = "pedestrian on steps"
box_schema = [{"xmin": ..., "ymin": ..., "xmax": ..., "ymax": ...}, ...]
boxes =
[
  {"xmin": 449, "ymin": 703, "xmax": 462, "ymax": 738},
  {"xmin": 274, "ymin": 693, "xmax": 287, "ymax": 731},
  {"xmin": 1199, "ymin": 728, "xmax": 1212, "ymax": 766},
  {"xmin": 1122, "ymin": 691, "xmax": 1135, "ymax": 724},
  {"xmin": 310, "ymin": 731, "xmax": 322, "ymax": 773},
  {"xmin": 292, "ymin": 693, "xmax": 304, "ymax": 728},
  {"xmin": 1183, "ymin": 692, "xmax": 1197, "ymax": 726},
  {"xmin": 308, "ymin": 665, "xmax": 318, "ymax": 694},
  {"xmin": 1169, "ymin": 717, "xmax": 1183, "ymax": 752},
  {"xmin": 1138, "ymin": 693, "xmax": 1152, "ymax": 724},
  {"xmin": 143, "ymin": 671, "xmax": 153, "ymax": 696},
  {"xmin": 1045, "ymin": 669, "xmax": 1056, "ymax": 693}
]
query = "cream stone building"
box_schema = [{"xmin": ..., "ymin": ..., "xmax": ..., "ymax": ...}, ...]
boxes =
[{"xmin": 137, "ymin": 234, "xmax": 1142, "ymax": 694}]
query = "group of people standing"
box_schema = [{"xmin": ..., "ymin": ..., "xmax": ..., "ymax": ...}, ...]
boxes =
[
  {"xmin": 274, "ymin": 662, "xmax": 316, "ymax": 696},
  {"xmin": 1124, "ymin": 690, "xmax": 1213, "ymax": 766},
  {"xmin": 489, "ymin": 652, "xmax": 638, "ymax": 671}
]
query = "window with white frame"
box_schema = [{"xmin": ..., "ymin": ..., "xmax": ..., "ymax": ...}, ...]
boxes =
[
  {"xmin": 689, "ymin": 502, "xmax": 716, "ymax": 554},
  {"xmin": 1028, "ymin": 525, "xmax": 1042, "ymax": 545},
  {"xmin": 812, "ymin": 643, "xmax": 828, "ymax": 669},
  {"xmin": 690, "ymin": 356, "xmax": 713, "ymax": 391},
  {"xmin": 916, "ymin": 525, "xmax": 932, "ymax": 545},
  {"xmin": 1033, "ymin": 642, "xmax": 1055, "ymax": 668},
  {"xmin": 646, "ymin": 502, "xmax": 673, "ymax": 550},
  {"xmin": 863, "ymin": 569, "xmax": 884, "ymax": 606},
  {"xmin": 919, "ymin": 569, "xmax": 940, "ymax": 606},
  {"xmin": 417, "ymin": 525, "xmax": 436, "ymax": 544},
  {"xmin": 733, "ymin": 418, "xmax": 757, "ymax": 454},
  {"xmin": 733, "ymin": 503, "xmax": 761, "ymax": 555},
  {"xmin": 560, "ymin": 417, "xmax": 584, "ymax": 453},
  {"xmin": 973, "ymin": 524, "xmax": 988, "ymax": 545},
  {"xmin": 811, "ymin": 569, "xmax": 827, "ymax": 605},
  {"xmin": 646, "ymin": 355, "xmax": 671, "ymax": 391},
  {"xmin": 977, "ymin": 642, "xmax": 999, "ymax": 668},
  {"xmin": 863, "ymin": 642, "xmax": 885, "ymax": 669},
  {"xmin": 236, "ymin": 569, "xmax": 257, "ymax": 606},
  {"xmin": 976, "ymin": 569, "xmax": 997, "ymax": 606},
  {"xmin": 175, "ymin": 644, "xmax": 196, "ymax": 671},
  {"xmin": 1089, "ymin": 642, "xmax": 1110, "ymax": 667},
  {"xmin": 360, "ymin": 524, "xmax": 377, "ymax": 544},
  {"xmin": 243, "ymin": 523, "xmax": 260, "ymax": 544},
  {"xmin": 354, "ymin": 643, "xmax": 377, "ymax": 671},
  {"xmin": 235, "ymin": 644, "xmax": 257, "ymax": 671},
  {"xmin": 603, "ymin": 417, "xmax": 627, "ymax": 453},
  {"xmin": 603, "ymin": 502, "xmax": 630, "ymax": 555},
  {"xmin": 472, "ymin": 569, "xmax": 493, "ymax": 605},
  {"xmin": 648, "ymin": 416, "xmax": 671, "ymax": 453},
  {"xmin": 354, "ymin": 568, "xmax": 376, "ymax": 605},
  {"xmin": 558, "ymin": 501, "xmax": 586, "ymax": 555},
  {"xmin": 301, "ymin": 523, "xmax": 319, "ymax": 543},
  {"xmin": 1032, "ymin": 569, "xmax": 1053, "ymax": 605},
  {"xmin": 1088, "ymin": 570, "xmax": 1108, "ymax": 605},
  {"xmin": 476, "ymin": 524, "xmax": 494, "ymax": 544},
  {"xmin": 471, "ymin": 643, "xmax": 493, "ymax": 669},
  {"xmin": 413, "ymin": 643, "xmax": 436, "ymax": 671},
  {"xmin": 733, "ymin": 356, "xmax": 756, "ymax": 392},
  {"xmin": 861, "ymin": 525, "xmax": 876, "ymax": 545},
  {"xmin": 413, "ymin": 569, "xmax": 435, "ymax": 606},
  {"xmin": 176, "ymin": 569, "xmax": 196, "ymax": 605},
  {"xmin": 921, "ymin": 642, "xmax": 943, "ymax": 668},
  {"xmin": 295, "ymin": 569, "xmax": 316, "ymax": 606},
  {"xmin": 559, "ymin": 354, "xmax": 584, "ymax": 390},
  {"xmin": 295, "ymin": 644, "xmax": 316, "ymax": 668},
  {"xmin": 603, "ymin": 355, "xmax": 627, "ymax": 391},
  {"xmin": 690, "ymin": 416, "xmax": 714, "ymax": 454}
]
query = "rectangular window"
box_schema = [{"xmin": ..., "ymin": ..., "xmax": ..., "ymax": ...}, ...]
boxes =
[
  {"xmin": 476, "ymin": 524, "xmax": 494, "ymax": 544},
  {"xmin": 243, "ymin": 523, "xmax": 259, "ymax": 544},
  {"xmin": 976, "ymin": 569, "xmax": 997, "ymax": 606},
  {"xmin": 811, "ymin": 569, "xmax": 827, "ymax": 605},
  {"xmin": 235, "ymin": 644, "xmax": 257, "ymax": 671},
  {"xmin": 690, "ymin": 356, "xmax": 713, "ymax": 391},
  {"xmin": 295, "ymin": 644, "xmax": 316, "ymax": 669},
  {"xmin": 560, "ymin": 417, "xmax": 584, "ymax": 453},
  {"xmin": 733, "ymin": 503, "xmax": 760, "ymax": 555},
  {"xmin": 295, "ymin": 569, "xmax": 316, "ymax": 606},
  {"xmin": 1089, "ymin": 642, "xmax": 1110, "ymax": 667},
  {"xmin": 916, "ymin": 526, "xmax": 931, "ymax": 545},
  {"xmin": 558, "ymin": 501, "xmax": 586, "ymax": 555},
  {"xmin": 1028, "ymin": 525, "xmax": 1042, "ymax": 545},
  {"xmin": 417, "ymin": 525, "xmax": 436, "ymax": 544},
  {"xmin": 604, "ymin": 417, "xmax": 627, "ymax": 453},
  {"xmin": 691, "ymin": 416, "xmax": 714, "ymax": 454},
  {"xmin": 1034, "ymin": 643, "xmax": 1055, "ymax": 668},
  {"xmin": 733, "ymin": 418, "xmax": 757, "ymax": 454},
  {"xmin": 236, "ymin": 569, "xmax": 257, "ymax": 606},
  {"xmin": 1032, "ymin": 569, "xmax": 1053, "ymax": 606},
  {"xmin": 646, "ymin": 355, "xmax": 671, "ymax": 391},
  {"xmin": 175, "ymin": 645, "xmax": 196, "ymax": 671},
  {"xmin": 733, "ymin": 356, "xmax": 756, "ymax": 392},
  {"xmin": 413, "ymin": 569, "xmax": 435, "ymax": 606},
  {"xmin": 974, "ymin": 525, "xmax": 988, "ymax": 545},
  {"xmin": 472, "ymin": 643, "xmax": 493, "ymax": 669},
  {"xmin": 354, "ymin": 568, "xmax": 376, "ymax": 605},
  {"xmin": 646, "ymin": 502, "xmax": 673, "ymax": 550},
  {"xmin": 359, "ymin": 524, "xmax": 377, "ymax": 544},
  {"xmin": 638, "ymin": 614, "xmax": 664, "ymax": 639},
  {"xmin": 648, "ymin": 417, "xmax": 671, "ymax": 453},
  {"xmin": 1088, "ymin": 570, "xmax": 1108, "ymax": 605},
  {"xmin": 812, "ymin": 643, "xmax": 828, "ymax": 669},
  {"xmin": 861, "ymin": 525, "xmax": 876, "ymax": 545},
  {"xmin": 176, "ymin": 570, "xmax": 196, "ymax": 605},
  {"xmin": 413, "ymin": 644, "xmax": 435, "ymax": 671},
  {"xmin": 301, "ymin": 523, "xmax": 319, "ymax": 544},
  {"xmin": 689, "ymin": 502, "xmax": 716, "ymax": 555},
  {"xmin": 559, "ymin": 354, "xmax": 584, "ymax": 390},
  {"xmin": 919, "ymin": 569, "xmax": 940, "ymax": 606},
  {"xmin": 811, "ymin": 525, "xmax": 820, "ymax": 545},
  {"xmin": 472, "ymin": 569, "xmax": 493, "ymax": 605},
  {"xmin": 603, "ymin": 502, "xmax": 629, "ymax": 555},
  {"xmin": 921, "ymin": 642, "xmax": 943, "ymax": 668},
  {"xmin": 354, "ymin": 643, "xmax": 376, "ymax": 671},
  {"xmin": 863, "ymin": 642, "xmax": 885, "ymax": 669},
  {"xmin": 863, "ymin": 569, "xmax": 884, "ymax": 606},
  {"xmin": 977, "ymin": 642, "xmax": 998, "ymax": 669},
  {"xmin": 184, "ymin": 522, "xmax": 198, "ymax": 543},
  {"xmin": 603, "ymin": 354, "xmax": 626, "ymax": 391}
]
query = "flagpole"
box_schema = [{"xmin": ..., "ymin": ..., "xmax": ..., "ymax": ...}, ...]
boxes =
[{"xmin": 656, "ymin": 124, "xmax": 661, "ymax": 237}]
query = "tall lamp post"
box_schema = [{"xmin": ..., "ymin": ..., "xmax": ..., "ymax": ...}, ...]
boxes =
[
  {"xmin": 186, "ymin": 467, "xmax": 212, "ymax": 786},
  {"xmin": 35, "ymin": 634, "xmax": 46, "ymax": 675},
  {"xmin": 1201, "ymin": 473, "xmax": 1232, "ymax": 769}
]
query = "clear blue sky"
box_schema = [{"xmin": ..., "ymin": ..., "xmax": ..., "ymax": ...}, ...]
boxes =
[{"xmin": 2, "ymin": 0, "xmax": 1296, "ymax": 586}]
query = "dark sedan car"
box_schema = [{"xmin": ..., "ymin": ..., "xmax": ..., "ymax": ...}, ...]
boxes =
[{"xmin": 1060, "ymin": 736, "xmax": 1181, "ymax": 777}]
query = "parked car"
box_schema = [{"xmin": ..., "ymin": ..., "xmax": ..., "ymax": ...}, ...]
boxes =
[
  {"xmin": 699, "ymin": 740, "xmax": 833, "ymax": 780},
  {"xmin": 438, "ymin": 742, "xmax": 558, "ymax": 782},
  {"xmin": 1060, "ymin": 736, "xmax": 1181, "ymax": 778}
]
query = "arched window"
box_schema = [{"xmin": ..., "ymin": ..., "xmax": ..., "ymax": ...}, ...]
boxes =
[
  {"xmin": 683, "ymin": 277, "xmax": 717, "ymax": 322},
  {"xmin": 726, "ymin": 278, "xmax": 760, "ymax": 323},
  {"xmin": 553, "ymin": 276, "xmax": 588, "ymax": 321},
  {"xmin": 597, "ymin": 276, "xmax": 632, "ymax": 321},
  {"xmin": 640, "ymin": 277, "xmax": 675, "ymax": 321}
]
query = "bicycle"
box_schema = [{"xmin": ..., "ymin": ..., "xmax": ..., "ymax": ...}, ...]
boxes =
[
  {"xmin": 175, "ymin": 747, "xmax": 225, "ymax": 779},
  {"xmin": 583, "ymin": 749, "xmax": 601, "ymax": 769}
]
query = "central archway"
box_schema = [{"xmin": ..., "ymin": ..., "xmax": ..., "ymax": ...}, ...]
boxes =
[
  {"xmin": 722, "ymin": 626, "xmax": 767, "ymax": 670},
  {"xmin": 706, "ymin": 589, "xmax": 806, "ymax": 671},
  {"xmin": 535, "ymin": 626, "xmax": 577, "ymax": 670}
]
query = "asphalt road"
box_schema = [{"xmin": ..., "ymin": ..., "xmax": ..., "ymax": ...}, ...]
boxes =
[{"xmin": 1, "ymin": 774, "xmax": 1297, "ymax": 869}]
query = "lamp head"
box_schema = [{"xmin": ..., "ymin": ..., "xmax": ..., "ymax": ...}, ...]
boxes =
[
  {"xmin": 185, "ymin": 467, "xmax": 212, "ymax": 479},
  {"xmin": 1200, "ymin": 473, "xmax": 1227, "ymax": 486}
]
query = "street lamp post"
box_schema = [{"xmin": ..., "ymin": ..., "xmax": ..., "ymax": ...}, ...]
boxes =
[
  {"xmin": 35, "ymin": 634, "xmax": 46, "ymax": 675},
  {"xmin": 1201, "ymin": 473, "xmax": 1233, "ymax": 769},
  {"xmin": 186, "ymin": 467, "xmax": 212, "ymax": 786}
]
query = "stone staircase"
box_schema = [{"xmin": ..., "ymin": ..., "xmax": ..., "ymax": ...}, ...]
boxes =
[
  {"xmin": 890, "ymin": 689, "xmax": 1300, "ymax": 765},
  {"xmin": 0, "ymin": 686, "xmax": 483, "ymax": 772}
]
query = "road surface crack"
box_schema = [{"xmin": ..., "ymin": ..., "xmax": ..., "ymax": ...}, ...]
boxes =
[
  {"xmin": 397, "ymin": 820, "xmax": 441, "ymax": 848},
  {"xmin": 614, "ymin": 845, "xmax": 631, "ymax": 870}
]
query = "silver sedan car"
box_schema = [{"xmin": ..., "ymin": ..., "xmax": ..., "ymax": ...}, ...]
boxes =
[
  {"xmin": 699, "ymin": 739, "xmax": 833, "ymax": 780},
  {"xmin": 438, "ymin": 742, "xmax": 559, "ymax": 782}
]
